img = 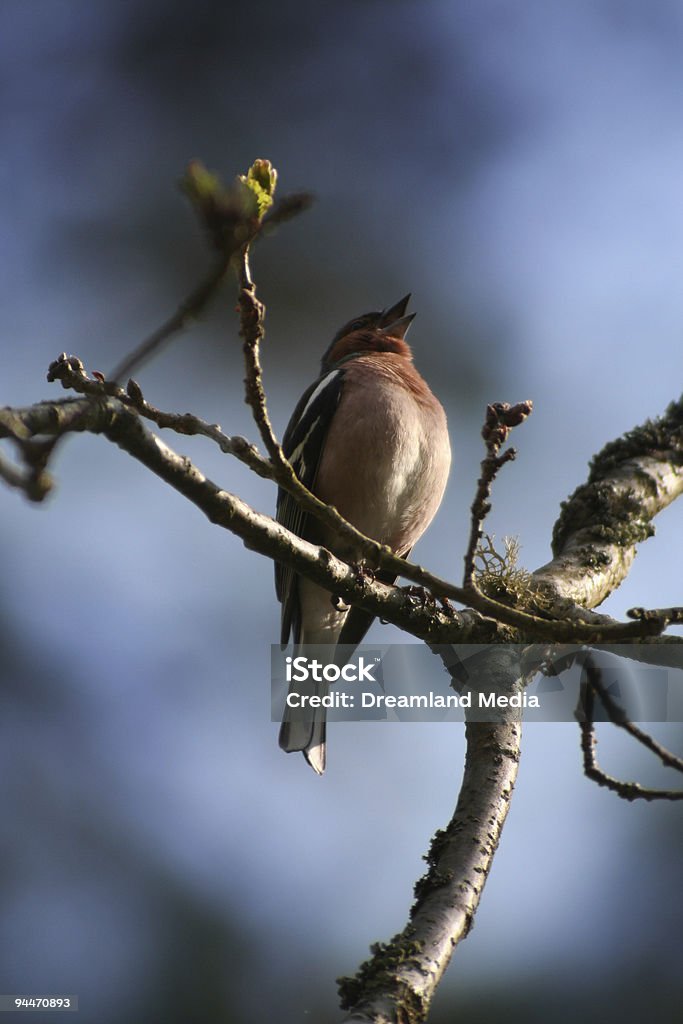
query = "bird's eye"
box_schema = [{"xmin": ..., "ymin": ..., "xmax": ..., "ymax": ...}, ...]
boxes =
[{"xmin": 348, "ymin": 318, "xmax": 366, "ymax": 332}]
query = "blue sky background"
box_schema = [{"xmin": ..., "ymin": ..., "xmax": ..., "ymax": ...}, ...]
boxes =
[{"xmin": 1, "ymin": 2, "xmax": 682, "ymax": 1021}]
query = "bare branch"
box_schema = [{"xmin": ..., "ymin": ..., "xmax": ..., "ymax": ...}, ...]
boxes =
[
  {"xmin": 236, "ymin": 245, "xmax": 283, "ymax": 464},
  {"xmin": 42, "ymin": 328, "xmax": 678, "ymax": 644},
  {"xmin": 46, "ymin": 356, "xmax": 274, "ymax": 480},
  {"xmin": 107, "ymin": 253, "xmax": 234, "ymax": 383},
  {"xmin": 339, "ymin": 648, "xmax": 523, "ymax": 1022},
  {"xmin": 463, "ymin": 400, "xmax": 533, "ymax": 587},
  {"xmin": 5, "ymin": 393, "xmax": 506, "ymax": 646},
  {"xmin": 4, "ymin": 350, "xmax": 679, "ymax": 649},
  {"xmin": 578, "ymin": 654, "xmax": 683, "ymax": 801},
  {"xmin": 627, "ymin": 605, "xmax": 683, "ymax": 625}
]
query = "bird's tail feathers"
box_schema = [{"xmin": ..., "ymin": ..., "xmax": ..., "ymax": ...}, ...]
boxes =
[
  {"xmin": 278, "ymin": 703, "xmax": 327, "ymax": 775},
  {"xmin": 279, "ymin": 621, "xmax": 389, "ymax": 774},
  {"xmin": 279, "ymin": 639, "xmax": 333, "ymax": 775}
]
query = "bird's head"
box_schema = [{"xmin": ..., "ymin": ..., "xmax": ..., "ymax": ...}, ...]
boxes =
[{"xmin": 320, "ymin": 294, "xmax": 415, "ymax": 373}]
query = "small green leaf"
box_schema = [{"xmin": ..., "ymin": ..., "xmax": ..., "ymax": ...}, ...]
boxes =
[{"xmin": 239, "ymin": 158, "xmax": 278, "ymax": 217}]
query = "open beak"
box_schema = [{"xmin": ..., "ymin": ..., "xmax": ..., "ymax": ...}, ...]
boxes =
[{"xmin": 379, "ymin": 294, "xmax": 415, "ymax": 339}]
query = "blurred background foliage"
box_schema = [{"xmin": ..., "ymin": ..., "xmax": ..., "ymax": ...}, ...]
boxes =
[{"xmin": 1, "ymin": 1, "xmax": 682, "ymax": 1021}]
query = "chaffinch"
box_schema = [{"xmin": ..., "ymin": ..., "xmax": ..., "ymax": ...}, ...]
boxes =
[{"xmin": 276, "ymin": 295, "xmax": 451, "ymax": 774}]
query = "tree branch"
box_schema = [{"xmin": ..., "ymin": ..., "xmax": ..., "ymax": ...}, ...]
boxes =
[
  {"xmin": 462, "ymin": 400, "xmax": 533, "ymax": 587},
  {"xmin": 107, "ymin": 252, "xmax": 234, "ymax": 383},
  {"xmin": 577, "ymin": 653, "xmax": 683, "ymax": 802},
  {"xmin": 2, "ymin": 391, "xmax": 504, "ymax": 646},
  {"xmin": 339, "ymin": 648, "xmax": 522, "ymax": 1023},
  {"xmin": 4, "ymin": 372, "xmax": 675, "ymax": 644},
  {"xmin": 533, "ymin": 396, "xmax": 683, "ymax": 610}
]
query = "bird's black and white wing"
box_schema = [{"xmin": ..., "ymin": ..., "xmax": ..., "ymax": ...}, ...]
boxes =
[{"xmin": 275, "ymin": 368, "xmax": 345, "ymax": 645}]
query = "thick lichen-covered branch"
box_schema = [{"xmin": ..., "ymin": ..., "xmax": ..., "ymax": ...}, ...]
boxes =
[{"xmin": 533, "ymin": 395, "xmax": 683, "ymax": 610}]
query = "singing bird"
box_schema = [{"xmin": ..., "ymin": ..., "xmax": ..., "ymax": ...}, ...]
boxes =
[{"xmin": 276, "ymin": 295, "xmax": 451, "ymax": 774}]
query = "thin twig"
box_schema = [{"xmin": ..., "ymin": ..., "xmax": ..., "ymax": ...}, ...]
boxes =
[
  {"xmin": 45, "ymin": 357, "xmax": 274, "ymax": 481},
  {"xmin": 107, "ymin": 253, "xmax": 233, "ymax": 383},
  {"xmin": 236, "ymin": 245, "xmax": 283, "ymax": 464},
  {"xmin": 577, "ymin": 654, "xmax": 683, "ymax": 801},
  {"xmin": 463, "ymin": 401, "xmax": 533, "ymax": 587},
  {"xmin": 628, "ymin": 606, "xmax": 683, "ymax": 625},
  {"xmin": 583, "ymin": 654, "xmax": 683, "ymax": 773}
]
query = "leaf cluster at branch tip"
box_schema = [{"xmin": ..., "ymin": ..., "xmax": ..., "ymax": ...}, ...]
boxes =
[{"xmin": 180, "ymin": 158, "xmax": 278, "ymax": 251}]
